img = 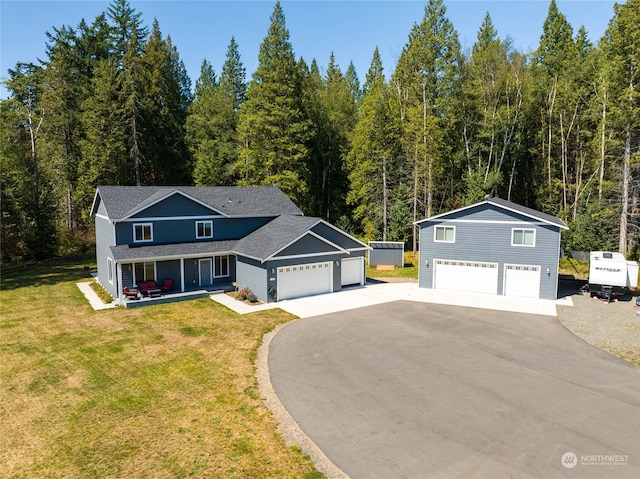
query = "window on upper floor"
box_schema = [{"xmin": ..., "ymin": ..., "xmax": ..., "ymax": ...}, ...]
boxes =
[
  {"xmin": 196, "ymin": 220, "xmax": 213, "ymax": 239},
  {"xmin": 512, "ymin": 228, "xmax": 535, "ymax": 247},
  {"xmin": 434, "ymin": 225, "xmax": 455, "ymax": 243},
  {"xmin": 134, "ymin": 223, "xmax": 153, "ymax": 243}
]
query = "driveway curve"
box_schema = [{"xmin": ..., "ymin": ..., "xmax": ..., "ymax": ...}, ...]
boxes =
[{"xmin": 267, "ymin": 301, "xmax": 640, "ymax": 479}]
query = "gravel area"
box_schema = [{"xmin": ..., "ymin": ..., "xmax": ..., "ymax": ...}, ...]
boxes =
[{"xmin": 557, "ymin": 280, "xmax": 640, "ymax": 366}]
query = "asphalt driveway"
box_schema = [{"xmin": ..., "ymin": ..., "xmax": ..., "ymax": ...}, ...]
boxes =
[{"xmin": 267, "ymin": 301, "xmax": 640, "ymax": 479}]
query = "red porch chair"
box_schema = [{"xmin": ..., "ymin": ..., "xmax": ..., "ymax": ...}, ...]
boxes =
[{"xmin": 160, "ymin": 279, "xmax": 174, "ymax": 292}]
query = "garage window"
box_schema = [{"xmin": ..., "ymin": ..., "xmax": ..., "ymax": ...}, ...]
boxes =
[
  {"xmin": 512, "ymin": 228, "xmax": 535, "ymax": 247},
  {"xmin": 435, "ymin": 226, "xmax": 455, "ymax": 243}
]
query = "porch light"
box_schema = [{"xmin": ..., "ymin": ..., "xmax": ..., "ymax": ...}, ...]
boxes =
[{"xmin": 425, "ymin": 259, "xmax": 429, "ymax": 267}]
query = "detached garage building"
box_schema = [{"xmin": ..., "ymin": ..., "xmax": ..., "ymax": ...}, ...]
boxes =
[{"xmin": 415, "ymin": 197, "xmax": 568, "ymax": 300}]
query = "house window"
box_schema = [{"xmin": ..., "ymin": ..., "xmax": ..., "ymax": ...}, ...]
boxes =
[
  {"xmin": 214, "ymin": 255, "xmax": 229, "ymax": 278},
  {"xmin": 134, "ymin": 261, "xmax": 155, "ymax": 283},
  {"xmin": 196, "ymin": 220, "xmax": 213, "ymax": 239},
  {"xmin": 107, "ymin": 258, "xmax": 114, "ymax": 284},
  {"xmin": 435, "ymin": 226, "xmax": 455, "ymax": 243},
  {"xmin": 133, "ymin": 223, "xmax": 153, "ymax": 243},
  {"xmin": 512, "ymin": 228, "xmax": 535, "ymax": 247}
]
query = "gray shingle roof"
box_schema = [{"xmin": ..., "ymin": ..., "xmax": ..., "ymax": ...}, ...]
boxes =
[
  {"xmin": 92, "ymin": 185, "xmax": 303, "ymax": 220},
  {"xmin": 111, "ymin": 240, "xmax": 238, "ymax": 262},
  {"xmin": 234, "ymin": 215, "xmax": 324, "ymax": 261}
]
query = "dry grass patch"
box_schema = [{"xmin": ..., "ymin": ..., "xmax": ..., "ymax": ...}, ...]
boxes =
[{"xmin": 0, "ymin": 260, "xmax": 325, "ymax": 478}]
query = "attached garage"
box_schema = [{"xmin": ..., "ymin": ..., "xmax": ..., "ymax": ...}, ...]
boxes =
[
  {"xmin": 504, "ymin": 264, "xmax": 541, "ymax": 298},
  {"xmin": 434, "ymin": 259, "xmax": 498, "ymax": 295},
  {"xmin": 341, "ymin": 257, "xmax": 365, "ymax": 286},
  {"xmin": 278, "ymin": 261, "xmax": 333, "ymax": 301}
]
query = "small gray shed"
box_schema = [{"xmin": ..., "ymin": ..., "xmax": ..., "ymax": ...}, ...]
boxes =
[{"xmin": 368, "ymin": 241, "xmax": 405, "ymax": 267}]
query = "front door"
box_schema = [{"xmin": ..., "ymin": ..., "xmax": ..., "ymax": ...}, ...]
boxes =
[{"xmin": 199, "ymin": 258, "xmax": 213, "ymax": 286}]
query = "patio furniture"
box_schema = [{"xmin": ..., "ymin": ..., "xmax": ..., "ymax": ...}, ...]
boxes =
[
  {"xmin": 160, "ymin": 279, "xmax": 174, "ymax": 292},
  {"xmin": 123, "ymin": 286, "xmax": 140, "ymax": 300},
  {"xmin": 137, "ymin": 281, "xmax": 158, "ymax": 295},
  {"xmin": 146, "ymin": 288, "xmax": 162, "ymax": 298}
]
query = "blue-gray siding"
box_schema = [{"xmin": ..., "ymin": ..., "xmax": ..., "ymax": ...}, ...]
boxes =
[
  {"xmin": 130, "ymin": 193, "xmax": 218, "ymax": 218},
  {"xmin": 115, "ymin": 217, "xmax": 272, "ymax": 245},
  {"xmin": 369, "ymin": 242, "xmax": 404, "ymax": 266},
  {"xmin": 418, "ymin": 211, "xmax": 562, "ymax": 300},
  {"xmin": 236, "ymin": 257, "xmax": 269, "ymax": 302},
  {"xmin": 95, "ymin": 215, "xmax": 116, "ymax": 298},
  {"xmin": 274, "ymin": 234, "xmax": 339, "ymax": 257},
  {"xmin": 310, "ymin": 222, "xmax": 365, "ymax": 250}
]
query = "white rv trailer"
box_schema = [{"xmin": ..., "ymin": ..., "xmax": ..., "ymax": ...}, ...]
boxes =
[{"xmin": 588, "ymin": 251, "xmax": 639, "ymax": 301}]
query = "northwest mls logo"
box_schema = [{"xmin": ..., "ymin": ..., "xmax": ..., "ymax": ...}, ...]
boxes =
[
  {"xmin": 562, "ymin": 451, "xmax": 629, "ymax": 468},
  {"xmin": 561, "ymin": 452, "xmax": 577, "ymax": 469}
]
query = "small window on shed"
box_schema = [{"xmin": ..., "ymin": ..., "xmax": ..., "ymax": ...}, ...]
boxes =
[{"xmin": 435, "ymin": 226, "xmax": 455, "ymax": 243}]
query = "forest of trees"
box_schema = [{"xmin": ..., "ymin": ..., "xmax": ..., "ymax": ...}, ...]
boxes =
[{"xmin": 2, "ymin": 0, "xmax": 639, "ymax": 264}]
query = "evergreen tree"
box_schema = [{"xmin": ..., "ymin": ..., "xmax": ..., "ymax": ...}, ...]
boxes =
[
  {"xmin": 142, "ymin": 20, "xmax": 192, "ymax": 185},
  {"xmin": 600, "ymin": 0, "xmax": 640, "ymax": 256},
  {"xmin": 188, "ymin": 36, "xmax": 246, "ymax": 186},
  {"xmin": 347, "ymin": 50, "xmax": 401, "ymax": 240},
  {"xmin": 391, "ymin": 0, "xmax": 461, "ymax": 247},
  {"xmin": 235, "ymin": 1, "xmax": 312, "ymax": 207},
  {"xmin": 461, "ymin": 13, "xmax": 525, "ymax": 204},
  {"xmin": 2, "ymin": 64, "xmax": 57, "ymax": 260}
]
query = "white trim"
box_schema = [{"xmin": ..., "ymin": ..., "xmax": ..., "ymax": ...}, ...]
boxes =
[
  {"xmin": 428, "ymin": 219, "xmax": 549, "ymax": 226},
  {"xmin": 434, "ymin": 225, "xmax": 456, "ymax": 243},
  {"xmin": 116, "ymin": 250, "xmax": 235, "ymax": 264},
  {"xmin": 133, "ymin": 223, "xmax": 153, "ymax": 243},
  {"xmin": 119, "ymin": 214, "xmax": 224, "ymax": 222},
  {"xmin": 195, "ymin": 220, "xmax": 214, "ymax": 239},
  {"xmin": 95, "ymin": 213, "xmax": 110, "ymax": 221},
  {"xmin": 511, "ymin": 228, "xmax": 536, "ymax": 247}
]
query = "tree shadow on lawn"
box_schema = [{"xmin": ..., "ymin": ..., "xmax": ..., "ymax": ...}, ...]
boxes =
[{"xmin": 1, "ymin": 259, "xmax": 95, "ymax": 291}]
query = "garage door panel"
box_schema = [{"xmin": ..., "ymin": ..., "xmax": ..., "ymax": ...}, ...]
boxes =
[
  {"xmin": 342, "ymin": 257, "xmax": 364, "ymax": 286},
  {"xmin": 434, "ymin": 260, "xmax": 498, "ymax": 295},
  {"xmin": 278, "ymin": 262, "xmax": 332, "ymax": 300},
  {"xmin": 504, "ymin": 264, "xmax": 540, "ymax": 298}
]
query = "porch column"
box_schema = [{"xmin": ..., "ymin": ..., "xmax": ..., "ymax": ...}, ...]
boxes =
[
  {"xmin": 180, "ymin": 258, "xmax": 185, "ymax": 292},
  {"xmin": 116, "ymin": 262, "xmax": 123, "ymax": 305}
]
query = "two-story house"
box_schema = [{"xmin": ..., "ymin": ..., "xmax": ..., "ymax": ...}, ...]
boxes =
[
  {"xmin": 414, "ymin": 197, "xmax": 568, "ymax": 300},
  {"xmin": 91, "ymin": 186, "xmax": 369, "ymax": 305}
]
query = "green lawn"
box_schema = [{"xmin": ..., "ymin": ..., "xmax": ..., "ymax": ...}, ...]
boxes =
[
  {"xmin": 366, "ymin": 251, "xmax": 419, "ymax": 279},
  {"xmin": 0, "ymin": 259, "xmax": 323, "ymax": 478}
]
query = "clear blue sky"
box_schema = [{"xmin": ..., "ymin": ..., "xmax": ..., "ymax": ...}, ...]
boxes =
[{"xmin": 1, "ymin": 0, "xmax": 617, "ymax": 99}]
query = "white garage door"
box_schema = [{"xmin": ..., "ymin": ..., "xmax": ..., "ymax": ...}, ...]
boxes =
[
  {"xmin": 341, "ymin": 257, "xmax": 364, "ymax": 286},
  {"xmin": 278, "ymin": 261, "xmax": 333, "ymax": 301},
  {"xmin": 504, "ymin": 264, "xmax": 540, "ymax": 298},
  {"xmin": 434, "ymin": 259, "xmax": 498, "ymax": 295}
]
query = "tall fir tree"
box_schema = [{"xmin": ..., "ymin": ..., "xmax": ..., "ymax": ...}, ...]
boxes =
[
  {"xmin": 600, "ymin": 0, "xmax": 640, "ymax": 256},
  {"xmin": 235, "ymin": 1, "xmax": 312, "ymax": 207},
  {"xmin": 347, "ymin": 49, "xmax": 401, "ymax": 240}
]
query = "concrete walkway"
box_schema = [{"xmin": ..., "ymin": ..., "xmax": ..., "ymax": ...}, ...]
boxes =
[
  {"xmin": 76, "ymin": 281, "xmax": 118, "ymax": 310},
  {"xmin": 212, "ymin": 281, "xmax": 572, "ymax": 318}
]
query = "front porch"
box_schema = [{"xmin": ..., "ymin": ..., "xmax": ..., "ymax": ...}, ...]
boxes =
[{"xmin": 121, "ymin": 282, "xmax": 236, "ymax": 308}]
